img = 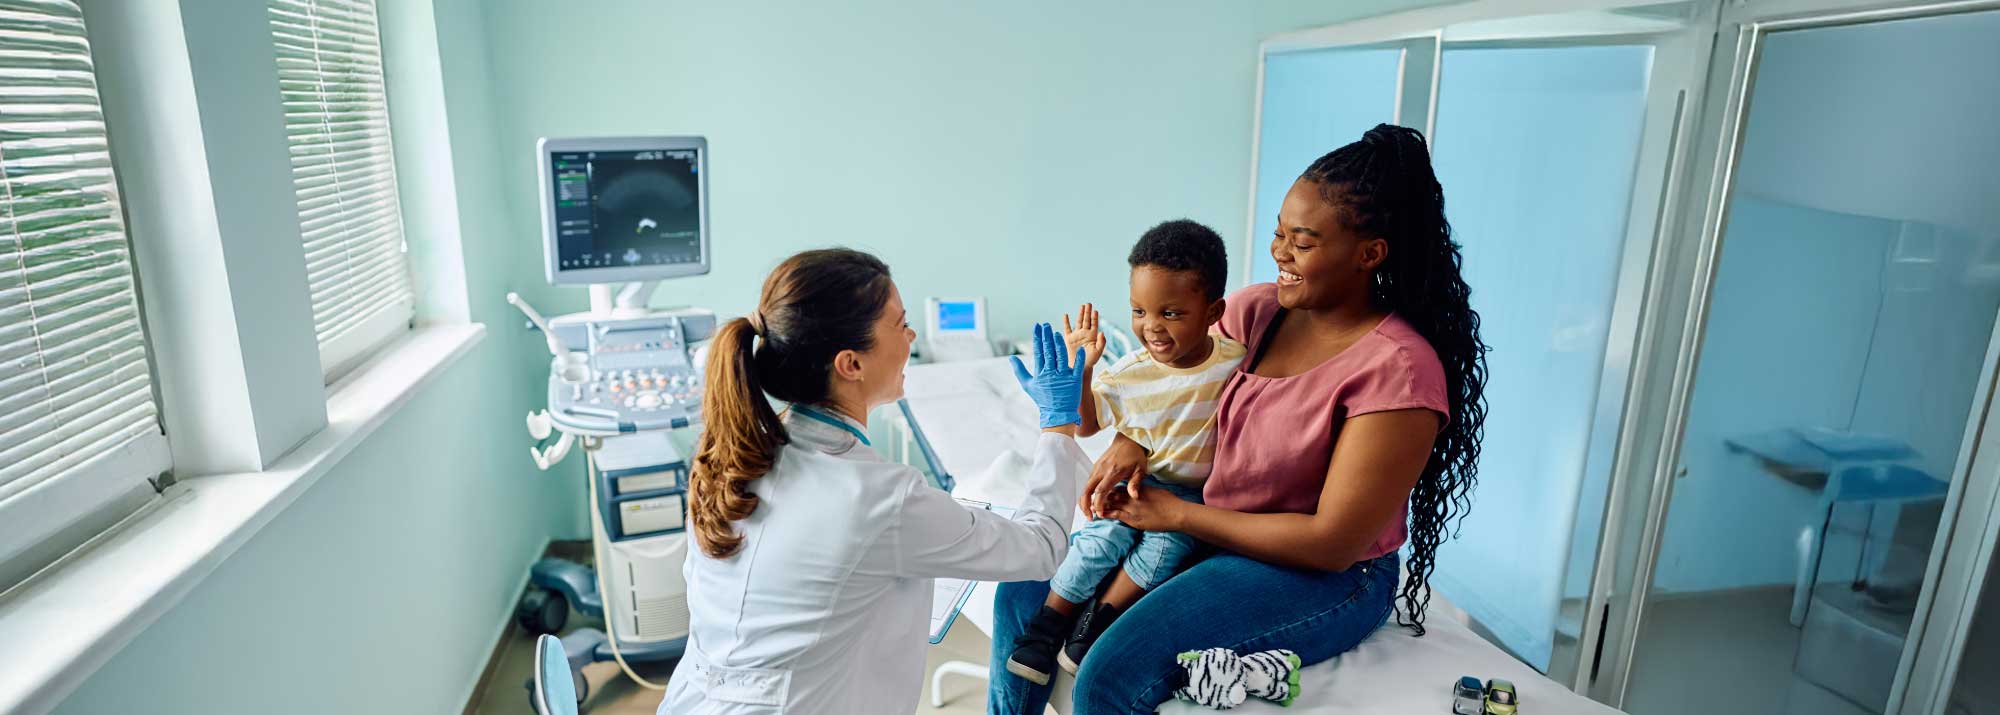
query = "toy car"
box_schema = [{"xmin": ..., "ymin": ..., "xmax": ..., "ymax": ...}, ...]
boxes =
[
  {"xmin": 1452, "ymin": 676, "xmax": 1485, "ymax": 714},
  {"xmin": 1485, "ymin": 678, "xmax": 1518, "ymax": 715}
]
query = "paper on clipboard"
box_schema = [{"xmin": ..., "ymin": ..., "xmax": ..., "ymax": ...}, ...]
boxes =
[{"xmin": 930, "ymin": 499, "xmax": 1015, "ymax": 644}]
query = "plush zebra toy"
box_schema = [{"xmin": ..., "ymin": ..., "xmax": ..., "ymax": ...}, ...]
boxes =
[{"xmin": 1173, "ymin": 647, "xmax": 1303, "ymax": 709}]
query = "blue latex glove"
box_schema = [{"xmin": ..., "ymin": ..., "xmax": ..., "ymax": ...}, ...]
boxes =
[{"xmin": 1010, "ymin": 322, "xmax": 1088, "ymax": 429}]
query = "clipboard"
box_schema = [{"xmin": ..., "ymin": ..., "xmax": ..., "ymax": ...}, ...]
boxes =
[
  {"xmin": 930, "ymin": 498, "xmax": 1015, "ymax": 644},
  {"xmin": 898, "ymin": 398, "xmax": 956, "ymax": 493}
]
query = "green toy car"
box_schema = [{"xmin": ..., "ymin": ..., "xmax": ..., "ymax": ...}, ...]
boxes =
[{"xmin": 1484, "ymin": 679, "xmax": 1518, "ymax": 715}]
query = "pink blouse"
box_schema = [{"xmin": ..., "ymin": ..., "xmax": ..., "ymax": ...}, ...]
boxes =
[{"xmin": 1204, "ymin": 283, "xmax": 1450, "ymax": 561}]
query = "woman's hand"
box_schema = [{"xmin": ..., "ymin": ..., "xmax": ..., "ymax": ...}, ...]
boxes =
[
  {"xmin": 1083, "ymin": 433, "xmax": 1148, "ymax": 517},
  {"xmin": 1101, "ymin": 482, "xmax": 1188, "ymax": 532}
]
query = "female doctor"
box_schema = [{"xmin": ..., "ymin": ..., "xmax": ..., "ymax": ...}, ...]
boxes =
[{"xmin": 660, "ymin": 248, "xmax": 1092, "ymax": 714}]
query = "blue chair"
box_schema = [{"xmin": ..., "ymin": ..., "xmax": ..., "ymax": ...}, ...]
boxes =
[{"xmin": 532, "ymin": 634, "xmax": 582, "ymax": 715}]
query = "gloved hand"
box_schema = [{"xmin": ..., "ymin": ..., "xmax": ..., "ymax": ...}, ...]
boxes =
[{"xmin": 1010, "ymin": 322, "xmax": 1088, "ymax": 429}]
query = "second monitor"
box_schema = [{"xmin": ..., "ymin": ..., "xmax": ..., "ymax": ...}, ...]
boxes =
[{"xmin": 924, "ymin": 297, "xmax": 993, "ymax": 363}]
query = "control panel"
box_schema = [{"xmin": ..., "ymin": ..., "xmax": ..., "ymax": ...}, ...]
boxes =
[{"xmin": 545, "ymin": 309, "xmax": 715, "ymax": 434}]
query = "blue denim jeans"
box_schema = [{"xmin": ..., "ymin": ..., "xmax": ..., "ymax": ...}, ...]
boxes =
[
  {"xmin": 1049, "ymin": 475, "xmax": 1203, "ymax": 603},
  {"xmin": 987, "ymin": 551, "xmax": 1399, "ymax": 715}
]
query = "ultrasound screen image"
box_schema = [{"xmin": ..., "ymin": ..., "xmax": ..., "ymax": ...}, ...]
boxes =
[{"xmin": 550, "ymin": 148, "xmax": 701, "ymax": 269}]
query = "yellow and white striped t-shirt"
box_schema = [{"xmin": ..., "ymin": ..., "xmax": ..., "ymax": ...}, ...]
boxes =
[{"xmin": 1092, "ymin": 335, "xmax": 1248, "ymax": 487}]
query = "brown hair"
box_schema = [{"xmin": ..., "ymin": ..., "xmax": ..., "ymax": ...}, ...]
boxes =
[{"xmin": 688, "ymin": 248, "xmax": 894, "ymax": 558}]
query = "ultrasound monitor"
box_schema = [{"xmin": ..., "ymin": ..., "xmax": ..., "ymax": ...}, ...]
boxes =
[{"xmin": 539, "ymin": 136, "xmax": 710, "ymax": 285}]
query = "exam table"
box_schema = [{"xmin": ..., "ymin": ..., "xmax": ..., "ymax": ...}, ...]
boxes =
[{"xmin": 898, "ymin": 357, "xmax": 1625, "ymax": 715}]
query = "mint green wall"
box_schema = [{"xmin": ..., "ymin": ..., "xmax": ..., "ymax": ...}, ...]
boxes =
[
  {"xmin": 478, "ymin": 0, "xmax": 1446, "ymax": 341},
  {"xmin": 52, "ymin": 1, "xmax": 1446, "ymax": 712},
  {"xmin": 428, "ymin": 0, "xmax": 595, "ymax": 540}
]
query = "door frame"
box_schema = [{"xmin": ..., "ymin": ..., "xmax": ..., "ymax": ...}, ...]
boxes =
[
  {"xmin": 1593, "ymin": 0, "xmax": 2000, "ymax": 710},
  {"xmin": 1245, "ymin": 0, "xmax": 1713, "ymax": 287},
  {"xmin": 1243, "ymin": 33, "xmax": 1438, "ymax": 289}
]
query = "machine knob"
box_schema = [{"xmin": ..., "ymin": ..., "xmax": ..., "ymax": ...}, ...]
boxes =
[{"xmin": 635, "ymin": 392, "xmax": 663, "ymax": 409}]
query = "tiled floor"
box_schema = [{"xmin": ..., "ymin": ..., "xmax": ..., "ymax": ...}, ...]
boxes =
[
  {"xmin": 465, "ymin": 603, "xmax": 995, "ymax": 714},
  {"xmin": 1622, "ymin": 587, "xmax": 1803, "ymax": 715}
]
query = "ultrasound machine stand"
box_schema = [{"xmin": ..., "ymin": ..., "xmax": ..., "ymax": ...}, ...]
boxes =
[
  {"xmin": 511, "ymin": 136, "xmax": 713, "ymax": 707},
  {"xmin": 589, "ymin": 280, "xmax": 658, "ymax": 318}
]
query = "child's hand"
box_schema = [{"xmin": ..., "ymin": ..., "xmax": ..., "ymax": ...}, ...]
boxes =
[
  {"xmin": 1062, "ymin": 303, "xmax": 1106, "ymax": 368},
  {"xmin": 1084, "ymin": 434, "xmax": 1147, "ymax": 517},
  {"xmin": 1102, "ymin": 481, "xmax": 1188, "ymax": 532}
]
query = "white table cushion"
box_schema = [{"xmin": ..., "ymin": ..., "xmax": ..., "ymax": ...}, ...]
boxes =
[{"xmin": 1054, "ymin": 592, "xmax": 1621, "ymax": 715}]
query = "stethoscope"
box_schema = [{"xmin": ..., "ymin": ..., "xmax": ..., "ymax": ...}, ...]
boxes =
[{"xmin": 790, "ymin": 404, "xmax": 872, "ymax": 446}]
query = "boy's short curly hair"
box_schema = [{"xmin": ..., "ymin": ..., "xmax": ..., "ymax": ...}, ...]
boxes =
[{"xmin": 1128, "ymin": 219, "xmax": 1228, "ymax": 302}]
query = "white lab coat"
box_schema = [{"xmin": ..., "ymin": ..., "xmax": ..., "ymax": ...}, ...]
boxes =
[{"xmin": 658, "ymin": 408, "xmax": 1087, "ymax": 715}]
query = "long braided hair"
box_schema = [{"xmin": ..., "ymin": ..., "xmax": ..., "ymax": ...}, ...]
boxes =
[{"xmin": 1301, "ymin": 124, "xmax": 1487, "ymax": 635}]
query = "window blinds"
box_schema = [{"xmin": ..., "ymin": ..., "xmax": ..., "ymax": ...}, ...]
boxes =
[
  {"xmin": 269, "ymin": 0, "xmax": 414, "ymax": 376},
  {"xmin": 0, "ymin": 0, "xmax": 165, "ymax": 507}
]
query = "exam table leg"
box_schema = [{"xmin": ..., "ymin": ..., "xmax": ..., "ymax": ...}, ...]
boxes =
[{"xmin": 932, "ymin": 660, "xmax": 991, "ymax": 707}]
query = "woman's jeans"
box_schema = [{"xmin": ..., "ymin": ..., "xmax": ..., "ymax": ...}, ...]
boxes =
[
  {"xmin": 987, "ymin": 551, "xmax": 1398, "ymax": 715},
  {"xmin": 1049, "ymin": 476, "xmax": 1204, "ymax": 603}
]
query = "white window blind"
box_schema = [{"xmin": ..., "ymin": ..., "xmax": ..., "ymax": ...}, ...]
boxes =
[
  {"xmin": 0, "ymin": 0, "xmax": 170, "ymax": 585},
  {"xmin": 269, "ymin": 0, "xmax": 414, "ymax": 379}
]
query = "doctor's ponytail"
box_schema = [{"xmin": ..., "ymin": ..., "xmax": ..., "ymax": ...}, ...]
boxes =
[
  {"xmin": 688, "ymin": 248, "xmax": 894, "ymax": 559},
  {"xmin": 689, "ymin": 316, "xmax": 782, "ymax": 559}
]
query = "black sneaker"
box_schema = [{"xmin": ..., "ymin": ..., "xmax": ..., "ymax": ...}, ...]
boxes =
[
  {"xmin": 1057, "ymin": 601, "xmax": 1121, "ymax": 675},
  {"xmin": 1005, "ymin": 606, "xmax": 1072, "ymax": 685}
]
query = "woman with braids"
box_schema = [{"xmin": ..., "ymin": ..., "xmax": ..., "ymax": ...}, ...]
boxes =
[
  {"xmin": 987, "ymin": 124, "xmax": 1487, "ymax": 714},
  {"xmin": 659, "ymin": 248, "xmax": 1097, "ymax": 715}
]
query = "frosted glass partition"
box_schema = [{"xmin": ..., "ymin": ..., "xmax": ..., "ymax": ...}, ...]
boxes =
[
  {"xmin": 1425, "ymin": 44, "xmax": 1653, "ymax": 671},
  {"xmin": 1624, "ymin": 10, "xmax": 2000, "ymax": 713},
  {"xmin": 1248, "ymin": 47, "xmax": 1400, "ymax": 284}
]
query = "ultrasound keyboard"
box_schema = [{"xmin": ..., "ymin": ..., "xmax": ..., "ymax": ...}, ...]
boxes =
[{"xmin": 543, "ymin": 310, "xmax": 716, "ymax": 434}]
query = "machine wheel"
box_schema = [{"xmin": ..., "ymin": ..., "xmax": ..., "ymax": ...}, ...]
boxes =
[{"xmin": 516, "ymin": 587, "xmax": 569, "ymax": 635}]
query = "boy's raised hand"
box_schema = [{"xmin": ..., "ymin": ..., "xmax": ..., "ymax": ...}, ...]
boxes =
[{"xmin": 1061, "ymin": 303, "xmax": 1106, "ymax": 368}]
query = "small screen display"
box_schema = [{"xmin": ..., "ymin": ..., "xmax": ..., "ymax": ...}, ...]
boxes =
[
  {"xmin": 549, "ymin": 148, "xmax": 701, "ymax": 270},
  {"xmin": 937, "ymin": 301, "xmax": 978, "ymax": 331}
]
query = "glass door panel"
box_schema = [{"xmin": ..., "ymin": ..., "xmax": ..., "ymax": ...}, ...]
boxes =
[
  {"xmin": 1946, "ymin": 539, "xmax": 1998, "ymax": 713},
  {"xmin": 1426, "ymin": 42, "xmax": 1654, "ymax": 672},
  {"xmin": 1626, "ymin": 9, "xmax": 2000, "ymax": 715},
  {"xmin": 1247, "ymin": 47, "xmax": 1400, "ymax": 285}
]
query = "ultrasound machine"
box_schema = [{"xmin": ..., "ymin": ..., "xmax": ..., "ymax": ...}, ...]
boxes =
[{"xmin": 508, "ymin": 136, "xmax": 712, "ymax": 704}]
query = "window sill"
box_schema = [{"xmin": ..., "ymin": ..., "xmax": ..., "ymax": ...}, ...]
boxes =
[{"xmin": 0, "ymin": 323, "xmax": 485, "ymax": 715}]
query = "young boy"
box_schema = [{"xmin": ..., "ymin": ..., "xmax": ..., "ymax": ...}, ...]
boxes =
[{"xmin": 1005, "ymin": 219, "xmax": 1246, "ymax": 684}]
